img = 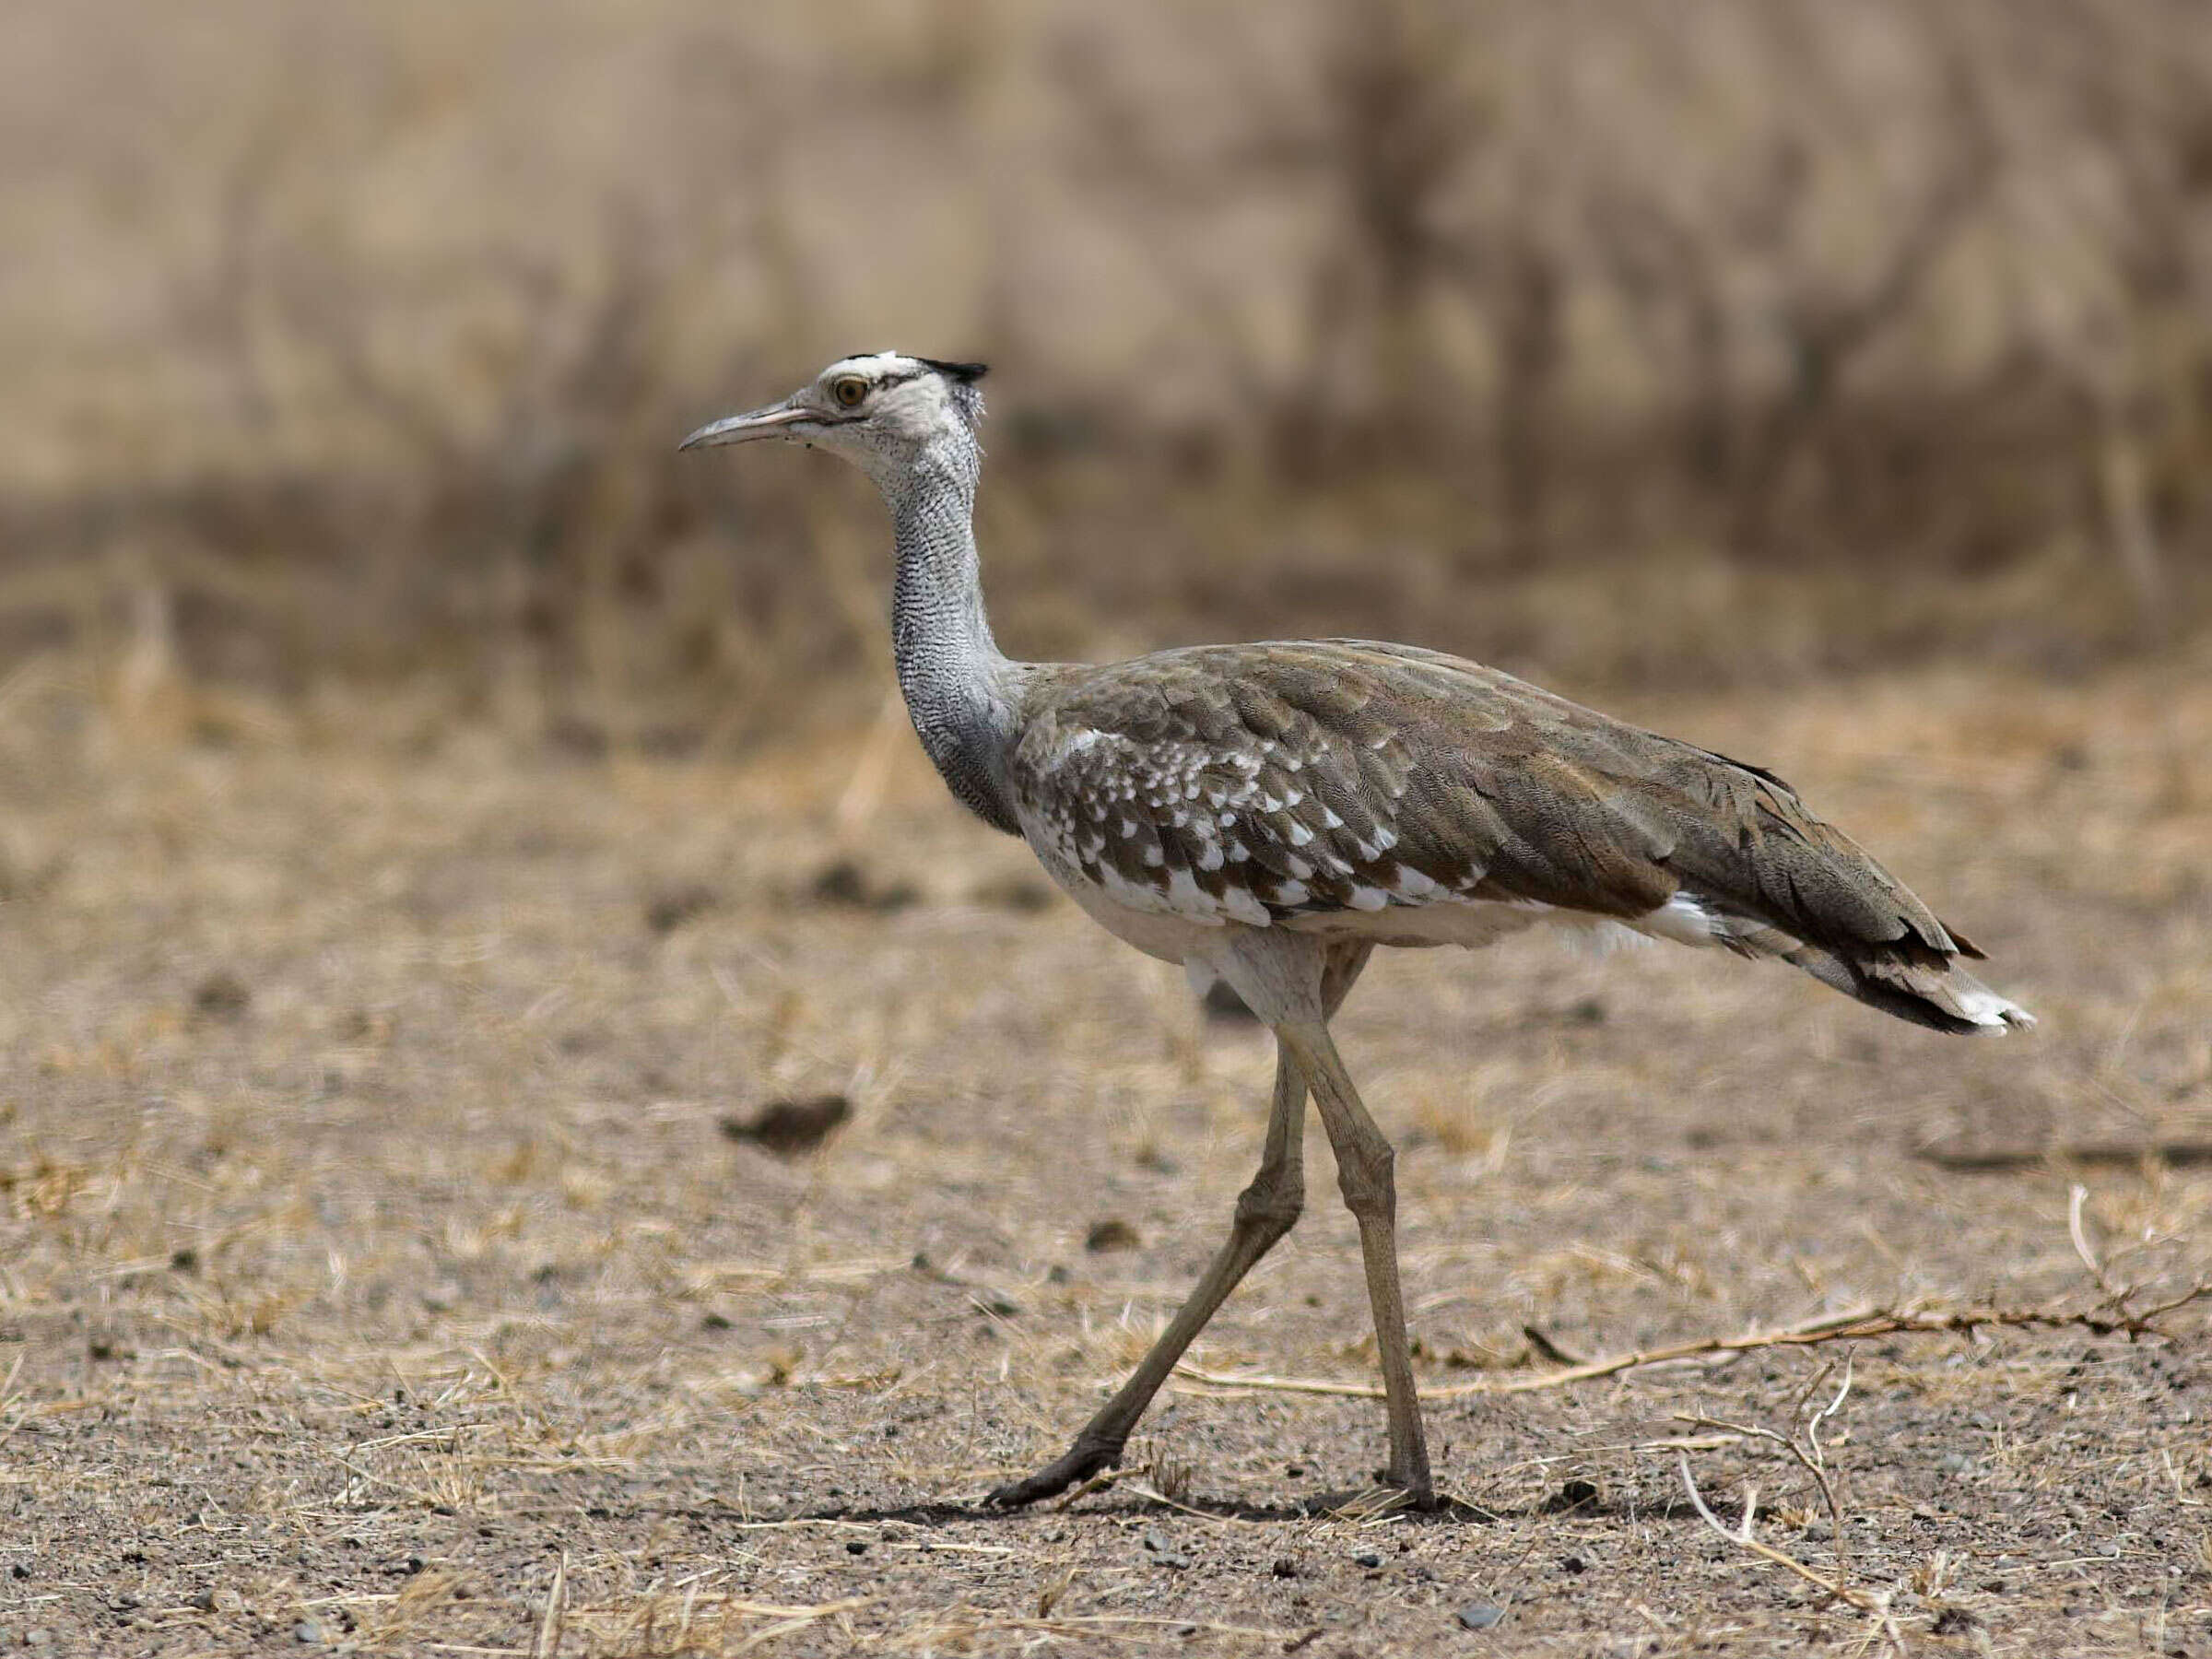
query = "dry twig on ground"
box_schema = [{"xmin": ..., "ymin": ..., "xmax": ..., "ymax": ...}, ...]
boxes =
[
  {"xmin": 1674, "ymin": 1448, "xmax": 1906, "ymax": 1654},
  {"xmin": 1917, "ymin": 1140, "xmax": 2212, "ymax": 1172},
  {"xmin": 1669, "ymin": 1351, "xmax": 1915, "ymax": 1653},
  {"xmin": 1173, "ymin": 1279, "xmax": 2212, "ymax": 1403}
]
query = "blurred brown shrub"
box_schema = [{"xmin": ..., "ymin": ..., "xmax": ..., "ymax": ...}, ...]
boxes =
[{"xmin": 5, "ymin": 0, "xmax": 2209, "ymax": 749}]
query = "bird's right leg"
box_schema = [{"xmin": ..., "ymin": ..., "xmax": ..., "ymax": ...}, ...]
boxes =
[
  {"xmin": 1275, "ymin": 1018, "xmax": 1434, "ymax": 1505},
  {"xmin": 982, "ymin": 944, "xmax": 1371, "ymax": 1510}
]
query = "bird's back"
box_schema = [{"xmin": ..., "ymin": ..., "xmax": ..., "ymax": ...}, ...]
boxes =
[{"xmin": 1006, "ymin": 639, "xmax": 2030, "ymax": 1033}]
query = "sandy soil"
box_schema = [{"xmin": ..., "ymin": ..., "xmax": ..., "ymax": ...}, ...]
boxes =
[{"xmin": 1, "ymin": 664, "xmax": 2208, "ymax": 1655}]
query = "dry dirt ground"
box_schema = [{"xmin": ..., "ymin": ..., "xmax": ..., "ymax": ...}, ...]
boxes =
[{"xmin": 2, "ymin": 662, "xmax": 2209, "ymax": 1656}]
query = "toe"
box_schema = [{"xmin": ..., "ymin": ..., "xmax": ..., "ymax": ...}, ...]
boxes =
[{"xmin": 982, "ymin": 1441, "xmax": 1122, "ymax": 1510}]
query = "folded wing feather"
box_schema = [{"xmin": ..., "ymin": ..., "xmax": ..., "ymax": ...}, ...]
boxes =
[{"xmin": 1008, "ymin": 640, "xmax": 2029, "ymax": 1033}]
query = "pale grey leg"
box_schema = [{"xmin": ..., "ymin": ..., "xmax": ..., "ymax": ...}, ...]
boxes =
[
  {"xmin": 983, "ymin": 1044, "xmax": 1306, "ymax": 1507},
  {"xmin": 983, "ymin": 945, "xmax": 1371, "ymax": 1509},
  {"xmin": 1275, "ymin": 1017, "xmax": 1434, "ymax": 1502}
]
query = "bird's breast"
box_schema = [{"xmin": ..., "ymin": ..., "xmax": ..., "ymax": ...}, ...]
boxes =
[{"xmin": 1022, "ymin": 835, "xmax": 1228, "ymax": 967}]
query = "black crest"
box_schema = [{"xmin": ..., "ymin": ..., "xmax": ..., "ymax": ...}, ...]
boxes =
[{"xmin": 916, "ymin": 357, "xmax": 990, "ymax": 384}]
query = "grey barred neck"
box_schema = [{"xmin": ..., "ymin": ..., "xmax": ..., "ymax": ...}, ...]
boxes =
[{"xmin": 880, "ymin": 435, "xmax": 1026, "ymax": 836}]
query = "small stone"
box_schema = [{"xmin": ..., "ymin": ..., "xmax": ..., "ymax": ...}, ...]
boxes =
[
  {"xmin": 971, "ymin": 876, "xmax": 1055, "ymax": 913},
  {"xmin": 643, "ymin": 883, "xmax": 718, "ymax": 935},
  {"xmin": 293, "ymin": 1619, "xmax": 325, "ymax": 1645},
  {"xmin": 846, "ymin": 1540, "xmax": 867, "ymax": 1556},
  {"xmin": 1544, "ymin": 1477, "xmax": 1600, "ymax": 1513},
  {"xmin": 1457, "ymin": 1604, "xmax": 1505, "ymax": 1630},
  {"xmin": 1560, "ymin": 1555, "xmax": 1586, "ymax": 1575},
  {"xmin": 1354, "ymin": 1552, "xmax": 1383, "ymax": 1570},
  {"xmin": 27, "ymin": 1631, "xmax": 53, "ymax": 1649},
  {"xmin": 809, "ymin": 859, "xmax": 918, "ymax": 913},
  {"xmin": 720, "ymin": 1095, "xmax": 852, "ymax": 1159},
  {"xmin": 1085, "ymin": 1218, "xmax": 1140, "ymax": 1253},
  {"xmin": 191, "ymin": 971, "xmax": 252, "ymax": 1021}
]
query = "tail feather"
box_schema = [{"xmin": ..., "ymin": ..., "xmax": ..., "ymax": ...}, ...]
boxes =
[
  {"xmin": 1783, "ymin": 942, "xmax": 2033, "ymax": 1035},
  {"xmin": 1700, "ymin": 904, "xmax": 2032, "ymax": 1036}
]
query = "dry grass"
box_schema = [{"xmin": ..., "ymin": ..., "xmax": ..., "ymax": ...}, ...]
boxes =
[{"xmin": 1, "ymin": 657, "xmax": 2208, "ymax": 1654}]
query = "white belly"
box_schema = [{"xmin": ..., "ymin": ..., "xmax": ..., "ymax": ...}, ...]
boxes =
[
  {"xmin": 1028, "ymin": 841, "xmax": 1695, "ymax": 971},
  {"xmin": 1029, "ymin": 844, "xmax": 1225, "ymax": 967},
  {"xmin": 1016, "ymin": 794, "xmax": 1729, "ymax": 978}
]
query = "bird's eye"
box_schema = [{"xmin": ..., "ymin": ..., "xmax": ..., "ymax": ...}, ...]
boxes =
[{"xmin": 831, "ymin": 376, "xmax": 868, "ymax": 408}]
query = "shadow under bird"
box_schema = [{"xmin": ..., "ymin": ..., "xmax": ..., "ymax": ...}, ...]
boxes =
[{"xmin": 681, "ymin": 352, "xmax": 2032, "ymax": 1511}]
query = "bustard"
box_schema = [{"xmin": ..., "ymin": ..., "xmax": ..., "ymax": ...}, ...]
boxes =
[{"xmin": 682, "ymin": 352, "xmax": 2031, "ymax": 1510}]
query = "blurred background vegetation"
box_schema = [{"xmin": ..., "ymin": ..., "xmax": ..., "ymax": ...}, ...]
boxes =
[{"xmin": 8, "ymin": 0, "xmax": 2211, "ymax": 754}]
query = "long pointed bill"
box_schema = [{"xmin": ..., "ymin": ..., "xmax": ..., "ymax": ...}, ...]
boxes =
[{"xmin": 677, "ymin": 401, "xmax": 816, "ymax": 450}]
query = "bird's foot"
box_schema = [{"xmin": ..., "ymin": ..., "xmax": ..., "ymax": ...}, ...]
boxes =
[
  {"xmin": 1387, "ymin": 1484, "xmax": 1444, "ymax": 1514},
  {"xmin": 1378, "ymin": 1456, "xmax": 1439, "ymax": 1509},
  {"xmin": 1299, "ymin": 1478, "xmax": 1474, "ymax": 1520},
  {"xmin": 982, "ymin": 1436, "xmax": 1124, "ymax": 1510},
  {"xmin": 1308, "ymin": 1477, "xmax": 1436, "ymax": 1519}
]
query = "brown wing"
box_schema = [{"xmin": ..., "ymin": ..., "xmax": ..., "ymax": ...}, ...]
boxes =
[{"xmin": 1009, "ymin": 639, "xmax": 1976, "ymax": 968}]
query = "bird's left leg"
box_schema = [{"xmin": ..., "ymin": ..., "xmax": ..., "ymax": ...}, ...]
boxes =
[
  {"xmin": 982, "ymin": 1041, "xmax": 1308, "ymax": 1508},
  {"xmin": 982, "ymin": 944, "xmax": 1372, "ymax": 1510}
]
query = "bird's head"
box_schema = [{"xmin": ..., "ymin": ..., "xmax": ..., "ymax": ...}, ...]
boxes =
[{"xmin": 680, "ymin": 351, "xmax": 988, "ymax": 491}]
